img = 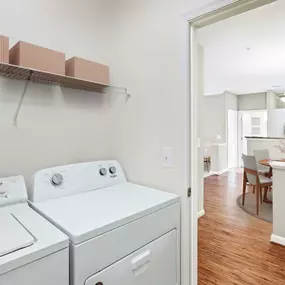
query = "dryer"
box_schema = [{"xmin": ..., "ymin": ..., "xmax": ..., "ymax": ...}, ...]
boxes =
[
  {"xmin": 28, "ymin": 161, "xmax": 181, "ymax": 285},
  {"xmin": 0, "ymin": 175, "xmax": 69, "ymax": 285}
]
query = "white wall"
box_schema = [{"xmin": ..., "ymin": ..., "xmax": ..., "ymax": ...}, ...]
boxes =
[
  {"xmin": 225, "ymin": 92, "xmax": 238, "ymax": 168},
  {"xmin": 99, "ymin": 1, "xmax": 193, "ymax": 284},
  {"xmin": 0, "ymin": 0, "xmax": 116, "ymax": 179},
  {"xmin": 201, "ymin": 92, "xmax": 239, "ymax": 171},
  {"xmin": 238, "ymin": 92, "xmax": 267, "ymax": 110},
  {"xmin": 225, "ymin": 91, "xmax": 238, "ymax": 110},
  {"xmin": 268, "ymin": 109, "xmax": 285, "ymax": 137},
  {"xmin": 227, "ymin": 109, "xmax": 238, "ymax": 168},
  {"xmin": 202, "ymin": 94, "xmax": 226, "ymax": 143},
  {"xmin": 201, "ymin": 91, "xmax": 238, "ymax": 143},
  {"xmin": 267, "ymin": 91, "xmax": 277, "ymax": 110},
  {"xmin": 201, "ymin": 94, "xmax": 227, "ymax": 172},
  {"xmin": 276, "ymin": 97, "xmax": 285, "ymax": 109},
  {"xmin": 106, "ymin": 0, "xmax": 193, "ymax": 196},
  {"xmin": 211, "ymin": 144, "xmax": 228, "ymax": 172},
  {"xmin": 206, "ymin": 92, "xmax": 274, "ymax": 112},
  {"xmin": 1, "ymin": 0, "xmax": 114, "ymax": 64}
]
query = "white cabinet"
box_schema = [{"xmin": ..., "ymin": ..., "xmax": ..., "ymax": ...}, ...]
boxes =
[
  {"xmin": 267, "ymin": 109, "xmax": 285, "ymax": 137},
  {"xmin": 85, "ymin": 230, "xmax": 177, "ymax": 285},
  {"xmin": 239, "ymin": 110, "xmax": 267, "ymax": 138}
]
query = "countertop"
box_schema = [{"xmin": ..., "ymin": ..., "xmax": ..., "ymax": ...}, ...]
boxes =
[{"xmin": 245, "ymin": 136, "xmax": 285, "ymax": 140}]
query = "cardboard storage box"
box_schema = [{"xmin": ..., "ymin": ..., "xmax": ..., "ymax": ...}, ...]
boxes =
[
  {"xmin": 65, "ymin": 57, "xmax": 109, "ymax": 84},
  {"xmin": 0, "ymin": 35, "xmax": 9, "ymax": 63},
  {"xmin": 9, "ymin": 41, "xmax": 65, "ymax": 75}
]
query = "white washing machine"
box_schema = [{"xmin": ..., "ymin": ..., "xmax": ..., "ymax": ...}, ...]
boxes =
[
  {"xmin": 28, "ymin": 160, "xmax": 181, "ymax": 285},
  {"xmin": 0, "ymin": 175, "xmax": 69, "ymax": 285}
]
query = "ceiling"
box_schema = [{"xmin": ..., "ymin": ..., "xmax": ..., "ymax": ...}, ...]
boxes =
[{"xmin": 197, "ymin": 0, "xmax": 285, "ymax": 96}]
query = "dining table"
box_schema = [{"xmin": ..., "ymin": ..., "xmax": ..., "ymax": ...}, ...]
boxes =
[
  {"xmin": 258, "ymin": 159, "xmax": 285, "ymax": 204},
  {"xmin": 259, "ymin": 159, "xmax": 285, "ymax": 177}
]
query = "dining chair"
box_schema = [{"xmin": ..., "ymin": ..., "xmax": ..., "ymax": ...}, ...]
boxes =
[
  {"xmin": 242, "ymin": 154, "xmax": 272, "ymax": 215},
  {"xmin": 253, "ymin": 149, "xmax": 270, "ymax": 177},
  {"xmin": 204, "ymin": 156, "xmax": 211, "ymax": 172}
]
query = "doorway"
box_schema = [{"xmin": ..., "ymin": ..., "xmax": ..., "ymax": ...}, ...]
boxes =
[{"xmin": 186, "ymin": 0, "xmax": 277, "ymax": 284}]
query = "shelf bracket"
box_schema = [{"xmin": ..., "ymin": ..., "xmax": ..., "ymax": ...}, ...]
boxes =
[{"xmin": 13, "ymin": 70, "xmax": 33, "ymax": 127}]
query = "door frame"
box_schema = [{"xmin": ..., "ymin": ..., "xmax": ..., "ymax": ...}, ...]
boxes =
[{"xmin": 183, "ymin": 1, "xmax": 277, "ymax": 285}]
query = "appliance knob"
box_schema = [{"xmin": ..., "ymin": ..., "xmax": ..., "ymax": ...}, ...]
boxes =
[
  {"xmin": 99, "ymin": 168, "xmax": 107, "ymax": 176},
  {"xmin": 109, "ymin": 166, "xmax": 117, "ymax": 174},
  {"xmin": 0, "ymin": 182, "xmax": 6, "ymax": 195},
  {"xmin": 51, "ymin": 174, "xmax": 63, "ymax": 186}
]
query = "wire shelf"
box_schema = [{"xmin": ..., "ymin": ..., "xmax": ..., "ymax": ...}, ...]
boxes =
[{"xmin": 0, "ymin": 62, "xmax": 112, "ymax": 92}]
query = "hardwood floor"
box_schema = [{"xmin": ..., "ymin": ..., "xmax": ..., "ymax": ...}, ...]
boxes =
[{"xmin": 199, "ymin": 169, "xmax": 285, "ymax": 285}]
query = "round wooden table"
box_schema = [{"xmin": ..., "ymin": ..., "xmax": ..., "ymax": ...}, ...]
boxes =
[
  {"xmin": 258, "ymin": 159, "xmax": 285, "ymax": 204},
  {"xmin": 259, "ymin": 159, "xmax": 270, "ymax": 167},
  {"xmin": 259, "ymin": 159, "xmax": 285, "ymax": 177},
  {"xmin": 259, "ymin": 159, "xmax": 271, "ymax": 177},
  {"xmin": 259, "ymin": 159, "xmax": 285, "ymax": 167}
]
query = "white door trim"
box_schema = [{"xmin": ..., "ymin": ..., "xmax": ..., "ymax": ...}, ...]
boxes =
[
  {"xmin": 183, "ymin": 1, "xmax": 278, "ymax": 284},
  {"xmin": 197, "ymin": 210, "xmax": 205, "ymax": 219},
  {"xmin": 182, "ymin": 0, "xmax": 240, "ymax": 21},
  {"xmin": 183, "ymin": 0, "xmax": 276, "ymax": 26}
]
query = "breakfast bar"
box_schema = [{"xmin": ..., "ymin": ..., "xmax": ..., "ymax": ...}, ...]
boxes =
[{"xmin": 246, "ymin": 137, "xmax": 285, "ymax": 159}]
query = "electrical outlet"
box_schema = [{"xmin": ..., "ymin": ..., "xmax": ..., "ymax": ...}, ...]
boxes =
[{"xmin": 162, "ymin": 148, "xmax": 173, "ymax": 168}]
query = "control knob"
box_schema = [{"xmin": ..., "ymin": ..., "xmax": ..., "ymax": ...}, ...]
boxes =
[
  {"xmin": 0, "ymin": 182, "xmax": 7, "ymax": 196},
  {"xmin": 99, "ymin": 168, "xmax": 107, "ymax": 176},
  {"xmin": 109, "ymin": 166, "xmax": 117, "ymax": 174},
  {"xmin": 51, "ymin": 174, "xmax": 63, "ymax": 186}
]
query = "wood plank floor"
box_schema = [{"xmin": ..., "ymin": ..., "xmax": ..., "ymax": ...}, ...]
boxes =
[{"xmin": 199, "ymin": 169, "xmax": 285, "ymax": 285}]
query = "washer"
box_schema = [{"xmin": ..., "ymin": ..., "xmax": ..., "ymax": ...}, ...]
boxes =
[
  {"xmin": 28, "ymin": 160, "xmax": 181, "ymax": 285},
  {"xmin": 0, "ymin": 175, "xmax": 69, "ymax": 285}
]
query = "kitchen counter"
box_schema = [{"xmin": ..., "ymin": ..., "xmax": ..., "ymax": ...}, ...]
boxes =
[
  {"xmin": 246, "ymin": 137, "xmax": 285, "ymax": 159},
  {"xmin": 245, "ymin": 137, "xmax": 285, "ymax": 140}
]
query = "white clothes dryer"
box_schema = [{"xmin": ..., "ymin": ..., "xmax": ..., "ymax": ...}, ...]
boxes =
[{"xmin": 29, "ymin": 161, "xmax": 181, "ymax": 285}]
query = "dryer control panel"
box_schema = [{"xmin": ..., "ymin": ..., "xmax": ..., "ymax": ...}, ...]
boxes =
[
  {"xmin": 29, "ymin": 161, "xmax": 127, "ymax": 203},
  {"xmin": 0, "ymin": 175, "xmax": 27, "ymax": 207}
]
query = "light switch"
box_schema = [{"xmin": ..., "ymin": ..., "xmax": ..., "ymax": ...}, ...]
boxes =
[
  {"xmin": 162, "ymin": 148, "xmax": 173, "ymax": 168},
  {"xmin": 197, "ymin": 138, "xmax": 201, "ymax": 147}
]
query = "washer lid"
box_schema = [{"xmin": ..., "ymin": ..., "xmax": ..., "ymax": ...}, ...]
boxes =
[
  {"xmin": 0, "ymin": 213, "xmax": 34, "ymax": 257},
  {"xmin": 32, "ymin": 182, "xmax": 180, "ymax": 245}
]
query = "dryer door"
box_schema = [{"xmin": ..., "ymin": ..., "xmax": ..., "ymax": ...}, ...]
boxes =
[{"xmin": 85, "ymin": 229, "xmax": 178, "ymax": 285}]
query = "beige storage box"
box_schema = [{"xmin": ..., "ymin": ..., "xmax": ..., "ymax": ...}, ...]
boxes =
[
  {"xmin": 0, "ymin": 35, "xmax": 9, "ymax": 63},
  {"xmin": 9, "ymin": 41, "xmax": 65, "ymax": 75},
  {"xmin": 65, "ymin": 57, "xmax": 109, "ymax": 84}
]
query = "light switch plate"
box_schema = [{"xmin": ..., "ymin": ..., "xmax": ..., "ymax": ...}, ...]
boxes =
[
  {"xmin": 197, "ymin": 138, "xmax": 201, "ymax": 147},
  {"xmin": 162, "ymin": 148, "xmax": 173, "ymax": 168}
]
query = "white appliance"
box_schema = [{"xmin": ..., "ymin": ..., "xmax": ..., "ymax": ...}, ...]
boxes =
[
  {"xmin": 28, "ymin": 161, "xmax": 181, "ymax": 285},
  {"xmin": 0, "ymin": 175, "xmax": 69, "ymax": 285}
]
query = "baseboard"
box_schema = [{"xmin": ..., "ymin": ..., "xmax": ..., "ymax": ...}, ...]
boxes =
[
  {"xmin": 271, "ymin": 234, "xmax": 285, "ymax": 246},
  {"xmin": 211, "ymin": 169, "xmax": 228, "ymax": 176},
  {"xmin": 198, "ymin": 209, "xmax": 205, "ymax": 219},
  {"xmin": 203, "ymin": 172, "xmax": 213, "ymax": 178}
]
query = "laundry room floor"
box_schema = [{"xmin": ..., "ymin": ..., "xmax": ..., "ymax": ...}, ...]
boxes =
[{"xmin": 198, "ymin": 169, "xmax": 285, "ymax": 285}]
